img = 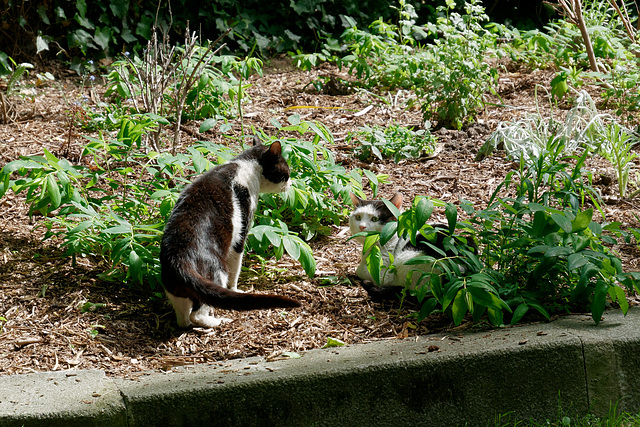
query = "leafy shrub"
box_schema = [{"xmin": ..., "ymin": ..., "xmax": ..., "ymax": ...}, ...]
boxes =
[
  {"xmin": 358, "ymin": 147, "xmax": 640, "ymax": 326},
  {"xmin": 347, "ymin": 123, "xmax": 436, "ymax": 162},
  {"xmin": 292, "ymin": 0, "xmax": 499, "ymax": 130},
  {"xmin": 417, "ymin": 0, "xmax": 499, "ymax": 129},
  {"xmin": 1, "ymin": 0, "xmax": 433, "ymax": 65},
  {"xmin": 480, "ymin": 90, "xmax": 640, "ymax": 202},
  {"xmin": 0, "ymin": 113, "xmax": 378, "ymax": 290}
]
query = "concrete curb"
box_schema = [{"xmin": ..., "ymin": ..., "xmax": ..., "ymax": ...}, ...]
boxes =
[{"xmin": 2, "ymin": 307, "xmax": 640, "ymax": 426}]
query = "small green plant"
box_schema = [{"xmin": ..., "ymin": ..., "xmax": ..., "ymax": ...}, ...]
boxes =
[
  {"xmin": 600, "ymin": 122, "xmax": 639, "ymax": 199},
  {"xmin": 347, "ymin": 123, "xmax": 436, "ymax": 163},
  {"xmin": 0, "ymin": 56, "xmax": 34, "ymax": 124},
  {"xmin": 292, "ymin": 0, "xmax": 498, "ymax": 129},
  {"xmin": 417, "ymin": 0, "xmax": 499, "ymax": 129},
  {"xmin": 0, "ymin": 316, "xmax": 6, "ymax": 334},
  {"xmin": 105, "ymin": 25, "xmax": 232, "ymax": 152},
  {"xmin": 479, "ymin": 90, "xmax": 607, "ymax": 166}
]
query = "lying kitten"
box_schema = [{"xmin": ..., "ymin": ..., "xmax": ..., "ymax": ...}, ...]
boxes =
[
  {"xmin": 349, "ymin": 192, "xmax": 452, "ymax": 300},
  {"xmin": 160, "ymin": 136, "xmax": 301, "ymax": 328}
]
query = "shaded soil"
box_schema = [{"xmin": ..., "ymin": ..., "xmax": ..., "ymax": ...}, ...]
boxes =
[{"xmin": 1, "ymin": 56, "xmax": 639, "ymax": 378}]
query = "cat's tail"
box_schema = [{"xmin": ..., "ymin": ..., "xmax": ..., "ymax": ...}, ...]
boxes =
[{"xmin": 189, "ymin": 269, "xmax": 301, "ymax": 311}]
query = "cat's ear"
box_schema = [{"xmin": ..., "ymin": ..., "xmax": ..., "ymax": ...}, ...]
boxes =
[
  {"xmin": 253, "ymin": 135, "xmax": 262, "ymax": 146},
  {"xmin": 389, "ymin": 192, "xmax": 403, "ymax": 209},
  {"xmin": 268, "ymin": 141, "xmax": 282, "ymax": 156},
  {"xmin": 349, "ymin": 192, "xmax": 362, "ymax": 207}
]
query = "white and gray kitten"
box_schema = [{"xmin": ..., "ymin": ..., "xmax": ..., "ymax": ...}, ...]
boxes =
[{"xmin": 349, "ymin": 192, "xmax": 450, "ymax": 300}]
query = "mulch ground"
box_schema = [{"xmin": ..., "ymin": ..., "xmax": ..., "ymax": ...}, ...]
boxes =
[{"xmin": 1, "ymin": 56, "xmax": 639, "ymax": 378}]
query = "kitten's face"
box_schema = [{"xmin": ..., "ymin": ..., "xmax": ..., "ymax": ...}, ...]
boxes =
[{"xmin": 349, "ymin": 193, "xmax": 402, "ymax": 244}]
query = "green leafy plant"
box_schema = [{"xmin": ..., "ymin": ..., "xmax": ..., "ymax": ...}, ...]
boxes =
[
  {"xmin": 600, "ymin": 122, "xmax": 639, "ymax": 199},
  {"xmin": 358, "ymin": 152, "xmax": 639, "ymax": 326},
  {"xmin": 417, "ymin": 0, "xmax": 499, "ymax": 129},
  {"xmin": 256, "ymin": 114, "xmax": 387, "ymax": 242},
  {"xmin": 347, "ymin": 123, "xmax": 436, "ymax": 163},
  {"xmin": 479, "ymin": 90, "xmax": 606, "ymax": 165},
  {"xmin": 292, "ymin": 0, "xmax": 498, "ymax": 130},
  {"xmin": 0, "ymin": 111, "xmax": 380, "ymax": 290},
  {"xmin": 105, "ymin": 26, "xmax": 233, "ymax": 152},
  {"xmin": 0, "ymin": 56, "xmax": 34, "ymax": 124}
]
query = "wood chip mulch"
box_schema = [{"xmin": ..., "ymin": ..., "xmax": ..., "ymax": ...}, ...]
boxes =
[{"xmin": 1, "ymin": 57, "xmax": 639, "ymax": 378}]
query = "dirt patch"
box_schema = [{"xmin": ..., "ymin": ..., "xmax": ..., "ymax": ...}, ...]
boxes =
[{"xmin": 0, "ymin": 57, "xmax": 639, "ymax": 378}]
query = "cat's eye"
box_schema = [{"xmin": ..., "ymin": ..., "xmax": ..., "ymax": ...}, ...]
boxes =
[
  {"xmin": 355, "ymin": 215, "xmax": 361, "ymax": 220},
  {"xmin": 371, "ymin": 217, "xmax": 379, "ymax": 222}
]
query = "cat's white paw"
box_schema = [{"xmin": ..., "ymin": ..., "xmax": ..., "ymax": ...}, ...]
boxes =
[{"xmin": 190, "ymin": 312, "xmax": 233, "ymax": 328}]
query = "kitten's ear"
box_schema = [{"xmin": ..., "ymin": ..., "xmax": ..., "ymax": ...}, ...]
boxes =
[
  {"xmin": 253, "ymin": 135, "xmax": 262, "ymax": 146},
  {"xmin": 268, "ymin": 141, "xmax": 282, "ymax": 156},
  {"xmin": 389, "ymin": 192, "xmax": 403, "ymax": 209},
  {"xmin": 349, "ymin": 192, "xmax": 362, "ymax": 207}
]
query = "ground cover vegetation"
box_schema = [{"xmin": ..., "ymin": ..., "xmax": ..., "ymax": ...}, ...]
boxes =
[{"xmin": 0, "ymin": 0, "xmax": 640, "ymax": 388}]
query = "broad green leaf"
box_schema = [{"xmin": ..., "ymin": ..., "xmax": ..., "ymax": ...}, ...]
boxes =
[
  {"xmin": 363, "ymin": 233, "xmax": 379, "ymax": 253},
  {"xmin": 544, "ymin": 246, "xmax": 573, "ymax": 258},
  {"xmin": 128, "ymin": 250, "xmax": 142, "ymax": 283},
  {"xmin": 467, "ymin": 286, "xmax": 496, "ymax": 309},
  {"xmin": 452, "ymin": 289, "xmax": 468, "ymax": 325},
  {"xmin": 380, "ymin": 222, "xmax": 397, "ymax": 246},
  {"xmin": 415, "ymin": 198, "xmax": 433, "ymax": 229},
  {"xmin": 103, "ymin": 223, "xmax": 132, "ymax": 235},
  {"xmin": 510, "ymin": 302, "xmax": 529, "ymax": 325},
  {"xmin": 567, "ymin": 253, "xmax": 588, "ymax": 270},
  {"xmin": 46, "ymin": 174, "xmax": 61, "ymax": 209},
  {"xmin": 282, "ymin": 236, "xmax": 301, "ymax": 261},
  {"xmin": 591, "ymin": 282, "xmax": 608, "ymax": 324},
  {"xmin": 264, "ymin": 229, "xmax": 282, "ymax": 247},
  {"xmin": 298, "ymin": 244, "xmax": 316, "ymax": 277},
  {"xmin": 445, "ymin": 203, "xmax": 457, "ymax": 234},
  {"xmin": 551, "ymin": 213, "xmax": 572, "ymax": 233},
  {"xmin": 366, "ymin": 245, "xmax": 382, "ymax": 285},
  {"xmin": 527, "ymin": 301, "xmax": 550, "ymax": 320},
  {"xmin": 571, "ymin": 209, "xmax": 593, "ymax": 233},
  {"xmin": 416, "ymin": 298, "xmax": 438, "ymax": 322},
  {"xmin": 199, "ymin": 118, "xmax": 218, "ymax": 133},
  {"xmin": 382, "ymin": 199, "xmax": 401, "ymax": 220},
  {"xmin": 487, "ymin": 307, "xmax": 504, "ymax": 326},
  {"xmin": 613, "ymin": 285, "xmax": 629, "ymax": 314},
  {"xmin": 69, "ymin": 220, "xmax": 94, "ymax": 234}
]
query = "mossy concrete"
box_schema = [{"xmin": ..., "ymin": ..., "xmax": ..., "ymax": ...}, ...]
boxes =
[{"xmin": 3, "ymin": 307, "xmax": 640, "ymax": 426}]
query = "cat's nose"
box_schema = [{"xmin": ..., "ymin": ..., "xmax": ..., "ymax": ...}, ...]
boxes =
[{"xmin": 359, "ymin": 225, "xmax": 366, "ymax": 231}]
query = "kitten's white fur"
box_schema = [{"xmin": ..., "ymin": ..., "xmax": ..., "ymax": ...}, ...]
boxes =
[{"xmin": 349, "ymin": 193, "xmax": 436, "ymax": 290}]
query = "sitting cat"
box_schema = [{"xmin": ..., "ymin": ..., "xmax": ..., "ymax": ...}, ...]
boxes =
[
  {"xmin": 349, "ymin": 192, "xmax": 455, "ymax": 300},
  {"xmin": 160, "ymin": 136, "xmax": 301, "ymax": 328}
]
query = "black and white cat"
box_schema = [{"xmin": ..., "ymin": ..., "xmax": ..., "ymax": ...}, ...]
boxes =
[
  {"xmin": 349, "ymin": 192, "xmax": 452, "ymax": 300},
  {"xmin": 160, "ymin": 136, "xmax": 301, "ymax": 328}
]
